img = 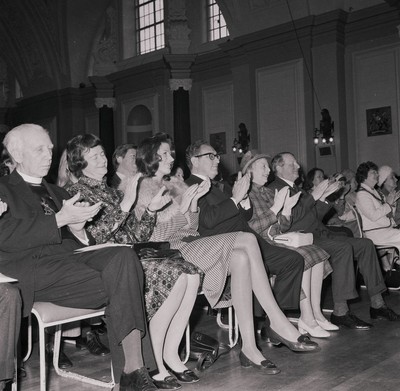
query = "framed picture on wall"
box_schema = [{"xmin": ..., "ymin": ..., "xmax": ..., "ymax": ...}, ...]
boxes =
[
  {"xmin": 210, "ymin": 132, "xmax": 226, "ymax": 154},
  {"xmin": 366, "ymin": 106, "xmax": 392, "ymax": 137}
]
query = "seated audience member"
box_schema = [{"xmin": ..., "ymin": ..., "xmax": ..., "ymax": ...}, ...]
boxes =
[
  {"xmin": 0, "ymin": 200, "xmax": 21, "ymax": 391},
  {"xmin": 303, "ymin": 168, "xmax": 353, "ymax": 237},
  {"xmin": 56, "ymin": 148, "xmax": 109, "ymax": 361},
  {"xmin": 378, "ymin": 165, "xmax": 400, "ymax": 227},
  {"xmin": 56, "ymin": 149, "xmax": 78, "ymax": 188},
  {"xmin": 0, "ymin": 148, "xmax": 16, "ymax": 177},
  {"xmin": 267, "ymin": 152, "xmax": 399, "ymax": 326},
  {"xmin": 135, "ymin": 134, "xmax": 319, "ymax": 375},
  {"xmin": 170, "ymin": 164, "xmax": 186, "ymax": 182},
  {"xmin": 184, "ymin": 140, "xmax": 305, "ymax": 327},
  {"xmin": 108, "ymin": 144, "xmax": 137, "ymax": 190},
  {"xmin": 355, "ymin": 161, "xmax": 400, "ymax": 255},
  {"xmin": 240, "ymin": 151, "xmax": 336, "ymax": 337},
  {"xmin": 0, "ymin": 283, "xmax": 21, "ymax": 391},
  {"xmin": 66, "ymin": 134, "xmax": 201, "ymax": 389},
  {"xmin": 0, "ymin": 123, "xmax": 158, "ymax": 391}
]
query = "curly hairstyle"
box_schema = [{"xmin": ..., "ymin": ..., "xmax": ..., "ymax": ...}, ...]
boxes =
[
  {"xmin": 303, "ymin": 167, "xmax": 325, "ymax": 192},
  {"xmin": 355, "ymin": 161, "xmax": 378, "ymax": 185},
  {"xmin": 66, "ymin": 133, "xmax": 103, "ymax": 178},
  {"xmin": 136, "ymin": 133, "xmax": 174, "ymax": 177}
]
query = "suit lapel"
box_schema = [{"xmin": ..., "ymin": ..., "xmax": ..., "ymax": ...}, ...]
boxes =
[{"xmin": 9, "ymin": 171, "xmax": 42, "ymax": 212}]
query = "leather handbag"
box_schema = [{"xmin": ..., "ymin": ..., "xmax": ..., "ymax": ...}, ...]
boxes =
[
  {"xmin": 189, "ymin": 331, "xmax": 231, "ymax": 371},
  {"xmin": 268, "ymin": 227, "xmax": 313, "ymax": 248}
]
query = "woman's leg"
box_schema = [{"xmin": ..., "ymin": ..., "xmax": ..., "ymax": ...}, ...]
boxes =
[
  {"xmin": 163, "ymin": 274, "xmax": 200, "ymax": 373},
  {"xmin": 234, "ymin": 233, "xmax": 301, "ymax": 342},
  {"xmin": 309, "ymin": 262, "xmax": 326, "ymax": 322},
  {"xmin": 229, "ymin": 248, "xmax": 268, "ymax": 364},
  {"xmin": 149, "ymin": 274, "xmax": 188, "ymax": 380},
  {"xmin": 299, "ymin": 269, "xmax": 315, "ymax": 325}
]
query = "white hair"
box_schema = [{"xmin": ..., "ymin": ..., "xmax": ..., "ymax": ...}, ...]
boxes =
[{"xmin": 3, "ymin": 123, "xmax": 47, "ymax": 160}]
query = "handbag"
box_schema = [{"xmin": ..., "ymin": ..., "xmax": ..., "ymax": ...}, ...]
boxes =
[
  {"xmin": 268, "ymin": 227, "xmax": 313, "ymax": 248},
  {"xmin": 132, "ymin": 241, "xmax": 182, "ymax": 260},
  {"xmin": 188, "ymin": 331, "xmax": 231, "ymax": 371}
]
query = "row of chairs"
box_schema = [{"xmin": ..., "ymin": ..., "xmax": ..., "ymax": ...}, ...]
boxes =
[{"xmin": 22, "ymin": 300, "xmax": 238, "ymax": 391}]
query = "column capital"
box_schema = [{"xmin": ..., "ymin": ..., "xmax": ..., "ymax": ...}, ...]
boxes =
[
  {"xmin": 95, "ymin": 97, "xmax": 116, "ymax": 110},
  {"xmin": 169, "ymin": 78, "xmax": 192, "ymax": 91}
]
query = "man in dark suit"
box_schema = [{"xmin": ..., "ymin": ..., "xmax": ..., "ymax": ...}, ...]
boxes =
[
  {"xmin": 185, "ymin": 140, "xmax": 304, "ymax": 315},
  {"xmin": 108, "ymin": 144, "xmax": 137, "ymax": 189},
  {"xmin": 0, "ymin": 124, "xmax": 156, "ymax": 391},
  {"xmin": 267, "ymin": 152, "xmax": 399, "ymax": 328}
]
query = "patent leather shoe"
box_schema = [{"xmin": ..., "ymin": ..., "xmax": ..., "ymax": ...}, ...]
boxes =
[
  {"xmin": 76, "ymin": 330, "xmax": 110, "ymax": 356},
  {"xmin": 370, "ymin": 306, "xmax": 400, "ymax": 321},
  {"xmin": 45, "ymin": 342, "xmax": 73, "ymax": 369},
  {"xmin": 330, "ymin": 312, "xmax": 372, "ymax": 330},
  {"xmin": 263, "ymin": 326, "xmax": 320, "ymax": 352},
  {"xmin": 239, "ymin": 351, "xmax": 280, "ymax": 374},
  {"xmin": 120, "ymin": 367, "xmax": 157, "ymax": 391},
  {"xmin": 153, "ymin": 376, "xmax": 182, "ymax": 390},
  {"xmin": 169, "ymin": 369, "xmax": 199, "ymax": 383}
]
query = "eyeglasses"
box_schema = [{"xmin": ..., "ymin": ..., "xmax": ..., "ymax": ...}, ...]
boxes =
[{"xmin": 194, "ymin": 153, "xmax": 220, "ymax": 160}]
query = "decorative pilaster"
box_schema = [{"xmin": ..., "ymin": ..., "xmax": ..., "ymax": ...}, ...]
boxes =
[
  {"xmin": 89, "ymin": 76, "xmax": 115, "ymax": 172},
  {"xmin": 169, "ymin": 78, "xmax": 192, "ymax": 91}
]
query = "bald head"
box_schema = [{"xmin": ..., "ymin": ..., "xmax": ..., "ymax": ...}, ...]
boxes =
[{"xmin": 3, "ymin": 123, "xmax": 53, "ymax": 178}]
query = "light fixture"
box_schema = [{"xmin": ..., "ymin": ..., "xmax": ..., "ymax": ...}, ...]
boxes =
[
  {"xmin": 313, "ymin": 108, "xmax": 334, "ymax": 145},
  {"xmin": 232, "ymin": 123, "xmax": 250, "ymax": 154}
]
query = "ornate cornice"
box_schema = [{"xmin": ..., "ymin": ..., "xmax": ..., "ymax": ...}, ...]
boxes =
[
  {"xmin": 95, "ymin": 97, "xmax": 116, "ymax": 109},
  {"xmin": 169, "ymin": 78, "xmax": 192, "ymax": 91}
]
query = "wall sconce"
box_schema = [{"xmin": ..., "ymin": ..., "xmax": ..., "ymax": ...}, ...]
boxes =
[
  {"xmin": 314, "ymin": 108, "xmax": 334, "ymax": 145},
  {"xmin": 232, "ymin": 122, "xmax": 250, "ymax": 154}
]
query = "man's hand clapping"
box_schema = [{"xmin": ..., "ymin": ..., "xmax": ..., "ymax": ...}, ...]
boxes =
[{"xmin": 56, "ymin": 192, "xmax": 102, "ymax": 230}]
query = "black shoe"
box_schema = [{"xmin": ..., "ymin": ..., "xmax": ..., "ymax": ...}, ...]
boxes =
[
  {"xmin": 120, "ymin": 367, "xmax": 157, "ymax": 391},
  {"xmin": 45, "ymin": 342, "xmax": 73, "ymax": 369},
  {"xmin": 262, "ymin": 326, "xmax": 320, "ymax": 353},
  {"xmin": 169, "ymin": 369, "xmax": 199, "ymax": 383},
  {"xmin": 77, "ymin": 331, "xmax": 110, "ymax": 356},
  {"xmin": 153, "ymin": 376, "xmax": 182, "ymax": 390},
  {"xmin": 330, "ymin": 312, "xmax": 372, "ymax": 330},
  {"xmin": 370, "ymin": 306, "xmax": 400, "ymax": 321},
  {"xmin": 239, "ymin": 351, "xmax": 280, "ymax": 375}
]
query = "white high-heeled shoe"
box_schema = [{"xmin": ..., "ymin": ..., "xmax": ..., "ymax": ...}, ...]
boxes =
[
  {"xmin": 316, "ymin": 318, "xmax": 339, "ymax": 331},
  {"xmin": 298, "ymin": 319, "xmax": 330, "ymax": 338}
]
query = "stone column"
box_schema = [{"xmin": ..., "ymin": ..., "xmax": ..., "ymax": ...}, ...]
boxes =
[{"xmin": 169, "ymin": 78, "xmax": 192, "ymax": 165}]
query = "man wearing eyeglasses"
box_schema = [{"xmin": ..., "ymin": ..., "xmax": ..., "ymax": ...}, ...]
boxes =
[{"xmin": 185, "ymin": 140, "xmax": 304, "ymax": 316}]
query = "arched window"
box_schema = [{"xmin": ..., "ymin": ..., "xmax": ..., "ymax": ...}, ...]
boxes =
[{"xmin": 206, "ymin": 0, "xmax": 229, "ymax": 41}]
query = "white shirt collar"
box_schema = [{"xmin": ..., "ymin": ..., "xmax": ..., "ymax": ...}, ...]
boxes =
[
  {"xmin": 17, "ymin": 170, "xmax": 42, "ymax": 184},
  {"xmin": 116, "ymin": 172, "xmax": 126, "ymax": 180},
  {"xmin": 192, "ymin": 173, "xmax": 208, "ymax": 181},
  {"xmin": 279, "ymin": 176, "xmax": 295, "ymax": 188}
]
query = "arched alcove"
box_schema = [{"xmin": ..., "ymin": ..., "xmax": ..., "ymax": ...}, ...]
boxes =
[{"xmin": 126, "ymin": 104, "xmax": 153, "ymax": 145}]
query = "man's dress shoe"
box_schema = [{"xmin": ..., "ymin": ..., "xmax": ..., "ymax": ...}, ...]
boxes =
[
  {"xmin": 45, "ymin": 342, "xmax": 73, "ymax": 369},
  {"xmin": 76, "ymin": 330, "xmax": 110, "ymax": 356},
  {"xmin": 169, "ymin": 369, "xmax": 199, "ymax": 383},
  {"xmin": 370, "ymin": 306, "xmax": 400, "ymax": 321},
  {"xmin": 330, "ymin": 312, "xmax": 372, "ymax": 329},
  {"xmin": 152, "ymin": 376, "xmax": 182, "ymax": 390},
  {"xmin": 120, "ymin": 367, "xmax": 157, "ymax": 391}
]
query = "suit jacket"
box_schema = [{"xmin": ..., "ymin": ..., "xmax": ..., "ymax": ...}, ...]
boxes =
[
  {"xmin": 267, "ymin": 176, "xmax": 332, "ymax": 236},
  {"xmin": 108, "ymin": 172, "xmax": 122, "ymax": 189},
  {"xmin": 185, "ymin": 174, "xmax": 253, "ymax": 236},
  {"xmin": 0, "ymin": 171, "xmax": 84, "ymax": 316}
]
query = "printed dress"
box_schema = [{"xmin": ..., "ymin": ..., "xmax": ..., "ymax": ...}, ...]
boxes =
[
  {"xmin": 135, "ymin": 177, "xmax": 241, "ymax": 309},
  {"xmin": 66, "ymin": 176, "xmax": 201, "ymax": 320}
]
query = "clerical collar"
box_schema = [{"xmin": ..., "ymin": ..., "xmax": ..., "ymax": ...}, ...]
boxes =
[
  {"xmin": 279, "ymin": 177, "xmax": 295, "ymax": 188},
  {"xmin": 17, "ymin": 170, "xmax": 42, "ymax": 184}
]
